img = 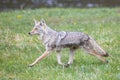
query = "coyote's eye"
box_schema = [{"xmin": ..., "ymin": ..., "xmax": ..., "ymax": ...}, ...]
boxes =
[{"xmin": 34, "ymin": 27, "xmax": 38, "ymax": 30}]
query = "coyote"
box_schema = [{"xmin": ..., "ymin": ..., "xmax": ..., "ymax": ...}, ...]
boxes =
[{"xmin": 28, "ymin": 19, "xmax": 109, "ymax": 67}]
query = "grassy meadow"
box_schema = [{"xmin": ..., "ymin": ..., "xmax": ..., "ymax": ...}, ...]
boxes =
[{"xmin": 0, "ymin": 8, "xmax": 120, "ymax": 80}]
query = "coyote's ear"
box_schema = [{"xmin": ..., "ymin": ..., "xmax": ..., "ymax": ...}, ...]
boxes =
[
  {"xmin": 40, "ymin": 18, "xmax": 46, "ymax": 24},
  {"xmin": 40, "ymin": 18, "xmax": 46, "ymax": 29},
  {"xmin": 34, "ymin": 19, "xmax": 38, "ymax": 24}
]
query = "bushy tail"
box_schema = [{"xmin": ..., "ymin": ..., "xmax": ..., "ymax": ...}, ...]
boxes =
[{"xmin": 85, "ymin": 36, "xmax": 109, "ymax": 57}]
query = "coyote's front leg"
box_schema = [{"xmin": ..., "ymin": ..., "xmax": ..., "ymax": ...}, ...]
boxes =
[
  {"xmin": 56, "ymin": 50, "xmax": 64, "ymax": 65},
  {"xmin": 29, "ymin": 50, "xmax": 51, "ymax": 67}
]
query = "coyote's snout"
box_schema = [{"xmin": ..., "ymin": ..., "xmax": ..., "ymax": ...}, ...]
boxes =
[
  {"xmin": 28, "ymin": 19, "xmax": 46, "ymax": 35},
  {"xmin": 28, "ymin": 19, "xmax": 109, "ymax": 67}
]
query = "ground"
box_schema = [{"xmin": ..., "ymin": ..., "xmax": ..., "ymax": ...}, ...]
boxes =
[{"xmin": 0, "ymin": 8, "xmax": 120, "ymax": 80}]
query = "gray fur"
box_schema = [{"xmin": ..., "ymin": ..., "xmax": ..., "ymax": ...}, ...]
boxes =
[
  {"xmin": 28, "ymin": 19, "xmax": 109, "ymax": 67},
  {"xmin": 41, "ymin": 26, "xmax": 89, "ymax": 51}
]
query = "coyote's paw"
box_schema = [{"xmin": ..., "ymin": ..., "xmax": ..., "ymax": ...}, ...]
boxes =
[
  {"xmin": 28, "ymin": 64, "xmax": 34, "ymax": 67},
  {"xmin": 105, "ymin": 60, "xmax": 109, "ymax": 64},
  {"xmin": 64, "ymin": 64, "xmax": 70, "ymax": 68}
]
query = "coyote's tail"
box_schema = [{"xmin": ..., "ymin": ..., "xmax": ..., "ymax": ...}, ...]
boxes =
[{"xmin": 84, "ymin": 36, "xmax": 109, "ymax": 57}]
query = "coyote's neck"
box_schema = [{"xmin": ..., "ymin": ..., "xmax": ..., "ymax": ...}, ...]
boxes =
[{"xmin": 41, "ymin": 26, "xmax": 57, "ymax": 44}]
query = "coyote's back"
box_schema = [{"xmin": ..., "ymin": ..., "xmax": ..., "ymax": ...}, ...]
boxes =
[{"xmin": 56, "ymin": 32, "xmax": 89, "ymax": 48}]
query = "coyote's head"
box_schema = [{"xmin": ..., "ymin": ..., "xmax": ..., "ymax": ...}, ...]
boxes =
[{"xmin": 28, "ymin": 19, "xmax": 47, "ymax": 35}]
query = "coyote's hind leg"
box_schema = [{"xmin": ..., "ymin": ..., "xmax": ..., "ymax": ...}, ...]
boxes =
[
  {"xmin": 64, "ymin": 48, "xmax": 76, "ymax": 67},
  {"xmin": 89, "ymin": 50, "xmax": 108, "ymax": 63}
]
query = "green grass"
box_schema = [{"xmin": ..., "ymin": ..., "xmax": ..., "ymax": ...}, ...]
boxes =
[{"xmin": 0, "ymin": 8, "xmax": 120, "ymax": 80}]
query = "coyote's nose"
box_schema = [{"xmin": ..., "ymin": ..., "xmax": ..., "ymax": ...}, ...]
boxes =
[{"xmin": 28, "ymin": 32, "xmax": 31, "ymax": 35}]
